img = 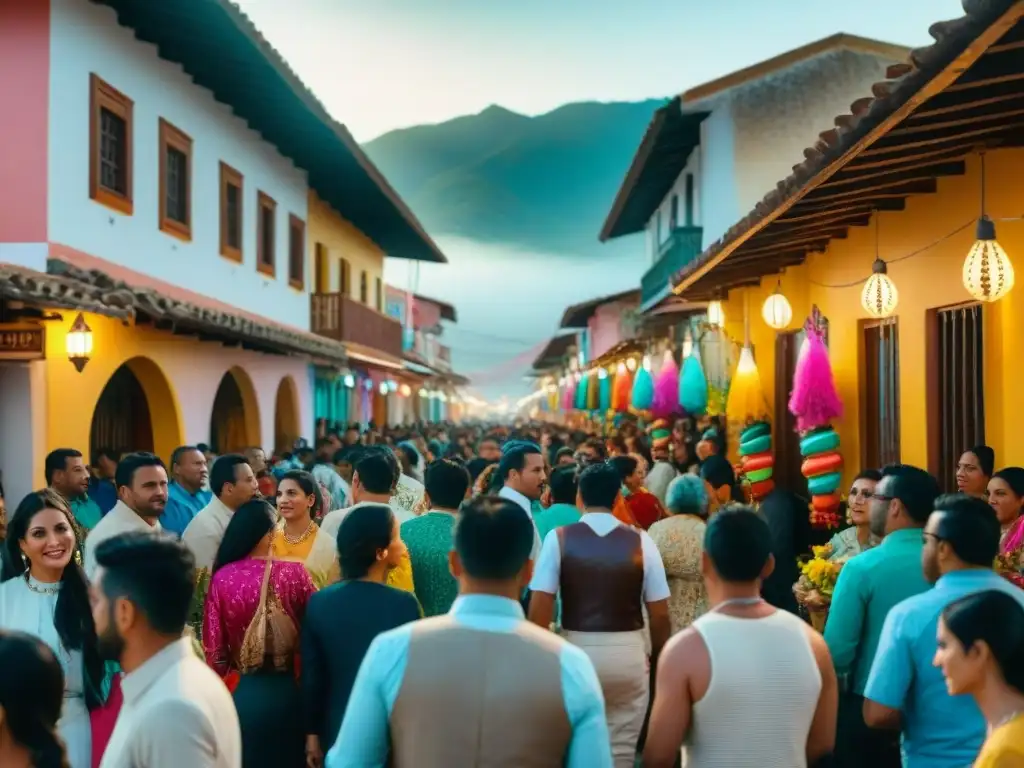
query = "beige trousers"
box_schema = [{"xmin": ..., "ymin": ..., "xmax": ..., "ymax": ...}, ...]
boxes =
[{"xmin": 564, "ymin": 630, "xmax": 648, "ymax": 768}]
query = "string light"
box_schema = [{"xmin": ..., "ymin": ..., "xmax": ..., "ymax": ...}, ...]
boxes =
[
  {"xmin": 761, "ymin": 283, "xmax": 793, "ymax": 330},
  {"xmin": 641, "ymin": 354, "xmax": 652, "ymax": 371},
  {"xmin": 963, "ymin": 155, "xmax": 1014, "ymax": 303},
  {"xmin": 626, "ymin": 357, "xmax": 638, "ymax": 372},
  {"xmin": 861, "ymin": 258, "xmax": 899, "ymax": 318}
]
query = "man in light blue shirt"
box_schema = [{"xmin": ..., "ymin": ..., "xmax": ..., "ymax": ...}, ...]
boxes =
[
  {"xmin": 327, "ymin": 495, "xmax": 612, "ymax": 768},
  {"xmin": 160, "ymin": 446, "xmax": 211, "ymax": 537},
  {"xmin": 864, "ymin": 494, "xmax": 1024, "ymax": 767}
]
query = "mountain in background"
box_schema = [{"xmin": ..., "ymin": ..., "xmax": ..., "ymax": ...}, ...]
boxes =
[{"xmin": 363, "ymin": 99, "xmax": 665, "ymax": 258}]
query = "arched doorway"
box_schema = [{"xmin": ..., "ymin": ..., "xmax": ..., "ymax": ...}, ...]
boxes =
[
  {"xmin": 209, "ymin": 367, "xmax": 260, "ymax": 453},
  {"xmin": 274, "ymin": 376, "xmax": 301, "ymax": 454},
  {"xmin": 89, "ymin": 356, "xmax": 183, "ymax": 463}
]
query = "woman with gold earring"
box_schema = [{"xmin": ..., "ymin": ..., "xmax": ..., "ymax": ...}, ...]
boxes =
[{"xmin": 0, "ymin": 488, "xmax": 105, "ymax": 768}]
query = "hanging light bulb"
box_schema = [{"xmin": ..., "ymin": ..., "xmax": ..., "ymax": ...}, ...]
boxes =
[
  {"xmin": 626, "ymin": 357, "xmax": 638, "ymax": 372},
  {"xmin": 706, "ymin": 300, "xmax": 725, "ymax": 328},
  {"xmin": 641, "ymin": 354, "xmax": 652, "ymax": 371},
  {"xmin": 861, "ymin": 258, "xmax": 899, "ymax": 318},
  {"xmin": 962, "ymin": 152, "xmax": 1015, "ymax": 303},
  {"xmin": 597, "ymin": 367, "xmax": 607, "ymax": 379},
  {"xmin": 963, "ymin": 217, "xmax": 1015, "ymax": 303},
  {"xmin": 761, "ymin": 283, "xmax": 793, "ymax": 330},
  {"xmin": 736, "ymin": 345, "xmax": 757, "ymax": 374}
]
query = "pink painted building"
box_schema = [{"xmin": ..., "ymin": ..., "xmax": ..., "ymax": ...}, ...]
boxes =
[{"xmin": 558, "ymin": 289, "xmax": 640, "ymax": 362}]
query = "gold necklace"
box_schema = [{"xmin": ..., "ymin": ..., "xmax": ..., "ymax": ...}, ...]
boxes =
[
  {"xmin": 282, "ymin": 520, "xmax": 315, "ymax": 546},
  {"xmin": 25, "ymin": 576, "xmax": 60, "ymax": 595}
]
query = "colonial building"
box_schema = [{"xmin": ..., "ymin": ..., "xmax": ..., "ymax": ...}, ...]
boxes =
[
  {"xmin": 0, "ymin": 0, "xmax": 445, "ymax": 502},
  {"xmin": 600, "ymin": 33, "xmax": 911, "ymax": 313},
  {"xmin": 668, "ymin": 1, "xmax": 1024, "ymax": 492}
]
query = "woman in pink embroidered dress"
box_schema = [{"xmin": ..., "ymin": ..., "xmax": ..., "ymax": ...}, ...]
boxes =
[
  {"xmin": 988, "ymin": 467, "xmax": 1024, "ymax": 554},
  {"xmin": 204, "ymin": 498, "xmax": 314, "ymax": 768}
]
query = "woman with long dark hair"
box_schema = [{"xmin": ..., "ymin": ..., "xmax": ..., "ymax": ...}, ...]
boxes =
[
  {"xmin": 204, "ymin": 498, "xmax": 315, "ymax": 768},
  {"xmin": 935, "ymin": 590, "xmax": 1024, "ymax": 765},
  {"xmin": 0, "ymin": 489, "xmax": 104, "ymax": 768},
  {"xmin": 987, "ymin": 467, "xmax": 1024, "ymax": 553},
  {"xmin": 610, "ymin": 454, "xmax": 666, "ymax": 530},
  {"xmin": 0, "ymin": 629, "xmax": 70, "ymax": 768}
]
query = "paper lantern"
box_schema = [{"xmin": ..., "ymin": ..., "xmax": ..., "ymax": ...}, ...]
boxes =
[
  {"xmin": 963, "ymin": 216, "xmax": 1015, "ymax": 302},
  {"xmin": 861, "ymin": 259, "xmax": 898, "ymax": 318},
  {"xmin": 707, "ymin": 300, "xmax": 725, "ymax": 327},
  {"xmin": 762, "ymin": 286, "xmax": 793, "ymax": 330}
]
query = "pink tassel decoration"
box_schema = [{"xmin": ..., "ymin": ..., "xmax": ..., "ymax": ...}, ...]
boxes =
[
  {"xmin": 788, "ymin": 330, "xmax": 843, "ymax": 432},
  {"xmin": 652, "ymin": 350, "xmax": 681, "ymax": 419},
  {"xmin": 562, "ymin": 375, "xmax": 577, "ymax": 411}
]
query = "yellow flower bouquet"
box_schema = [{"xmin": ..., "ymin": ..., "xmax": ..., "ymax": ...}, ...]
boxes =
[{"xmin": 793, "ymin": 545, "xmax": 842, "ymax": 631}]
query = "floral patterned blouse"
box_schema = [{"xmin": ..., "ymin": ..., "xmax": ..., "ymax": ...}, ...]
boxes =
[
  {"xmin": 647, "ymin": 514, "xmax": 709, "ymax": 634},
  {"xmin": 203, "ymin": 557, "xmax": 315, "ymax": 676},
  {"xmin": 826, "ymin": 526, "xmax": 879, "ymax": 563}
]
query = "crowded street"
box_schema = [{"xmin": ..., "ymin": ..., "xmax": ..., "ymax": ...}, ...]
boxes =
[{"xmin": 3, "ymin": 0, "xmax": 1024, "ymax": 766}]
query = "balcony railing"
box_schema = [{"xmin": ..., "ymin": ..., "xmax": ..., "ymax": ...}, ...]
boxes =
[
  {"xmin": 310, "ymin": 293, "xmax": 404, "ymax": 358},
  {"xmin": 640, "ymin": 226, "xmax": 703, "ymax": 307}
]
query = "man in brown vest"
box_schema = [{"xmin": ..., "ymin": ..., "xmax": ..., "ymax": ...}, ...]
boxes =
[
  {"xmin": 529, "ymin": 462, "xmax": 672, "ymax": 768},
  {"xmin": 326, "ymin": 495, "xmax": 613, "ymax": 768}
]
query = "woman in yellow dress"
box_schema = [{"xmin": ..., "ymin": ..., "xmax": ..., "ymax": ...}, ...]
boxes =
[
  {"xmin": 934, "ymin": 589, "xmax": 1024, "ymax": 767},
  {"xmin": 273, "ymin": 470, "xmax": 336, "ymax": 583}
]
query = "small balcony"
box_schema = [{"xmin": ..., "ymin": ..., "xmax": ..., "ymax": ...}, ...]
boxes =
[
  {"xmin": 310, "ymin": 292, "xmax": 404, "ymax": 359},
  {"xmin": 640, "ymin": 226, "xmax": 703, "ymax": 308}
]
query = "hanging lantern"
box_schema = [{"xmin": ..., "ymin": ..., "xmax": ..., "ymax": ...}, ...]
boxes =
[
  {"xmin": 626, "ymin": 357, "xmax": 638, "ymax": 372},
  {"xmin": 399, "ymin": 384, "xmax": 412, "ymax": 397},
  {"xmin": 963, "ymin": 216, "xmax": 1015, "ymax": 302},
  {"xmin": 66, "ymin": 313, "xmax": 93, "ymax": 372},
  {"xmin": 761, "ymin": 284, "xmax": 793, "ymax": 330},
  {"xmin": 706, "ymin": 300, "xmax": 725, "ymax": 328},
  {"xmin": 861, "ymin": 259, "xmax": 898, "ymax": 318}
]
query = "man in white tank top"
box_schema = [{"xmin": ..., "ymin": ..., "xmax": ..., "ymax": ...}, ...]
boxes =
[{"xmin": 643, "ymin": 505, "xmax": 838, "ymax": 768}]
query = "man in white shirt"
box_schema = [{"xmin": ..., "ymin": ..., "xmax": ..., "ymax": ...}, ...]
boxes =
[
  {"xmin": 93, "ymin": 531, "xmax": 241, "ymax": 768},
  {"xmin": 496, "ymin": 443, "xmax": 546, "ymax": 559},
  {"xmin": 327, "ymin": 495, "xmax": 612, "ymax": 768},
  {"xmin": 529, "ymin": 462, "xmax": 671, "ymax": 768},
  {"xmin": 84, "ymin": 452, "xmax": 168, "ymax": 581},
  {"xmin": 182, "ymin": 454, "xmax": 257, "ymax": 570}
]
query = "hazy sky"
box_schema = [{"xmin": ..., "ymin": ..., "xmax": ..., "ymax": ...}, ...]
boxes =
[{"xmin": 234, "ymin": 0, "xmax": 964, "ymax": 141}]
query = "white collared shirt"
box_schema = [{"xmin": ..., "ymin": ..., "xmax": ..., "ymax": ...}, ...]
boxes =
[
  {"xmin": 99, "ymin": 637, "xmax": 240, "ymax": 768},
  {"xmin": 529, "ymin": 511, "xmax": 671, "ymax": 602},
  {"xmin": 182, "ymin": 496, "xmax": 235, "ymax": 571},
  {"xmin": 84, "ymin": 501, "xmax": 161, "ymax": 581},
  {"xmin": 497, "ymin": 486, "xmax": 543, "ymax": 560},
  {"xmin": 320, "ymin": 500, "xmax": 413, "ymax": 545}
]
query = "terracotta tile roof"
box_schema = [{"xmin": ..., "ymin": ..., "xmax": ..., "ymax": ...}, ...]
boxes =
[
  {"xmin": 672, "ymin": 0, "xmax": 1024, "ymax": 298},
  {"xmin": 0, "ymin": 263, "xmax": 133, "ymax": 320},
  {"xmin": 13, "ymin": 250, "xmax": 350, "ymax": 364},
  {"xmin": 559, "ymin": 288, "xmax": 641, "ymax": 329}
]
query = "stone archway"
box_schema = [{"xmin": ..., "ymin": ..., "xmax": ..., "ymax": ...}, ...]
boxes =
[
  {"xmin": 209, "ymin": 366, "xmax": 261, "ymax": 454},
  {"xmin": 274, "ymin": 375, "xmax": 301, "ymax": 453},
  {"xmin": 89, "ymin": 356, "xmax": 183, "ymax": 463}
]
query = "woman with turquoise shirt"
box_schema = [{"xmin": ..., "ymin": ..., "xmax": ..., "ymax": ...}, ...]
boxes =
[{"xmin": 827, "ymin": 470, "xmax": 882, "ymax": 563}]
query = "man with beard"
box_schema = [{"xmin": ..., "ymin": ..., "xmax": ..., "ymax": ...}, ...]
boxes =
[
  {"xmin": 46, "ymin": 448, "xmax": 104, "ymax": 532},
  {"xmin": 93, "ymin": 532, "xmax": 240, "ymax": 768},
  {"xmin": 84, "ymin": 453, "xmax": 169, "ymax": 581}
]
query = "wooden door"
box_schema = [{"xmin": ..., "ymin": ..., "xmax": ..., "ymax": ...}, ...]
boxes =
[{"xmin": 774, "ymin": 331, "xmax": 807, "ymax": 497}]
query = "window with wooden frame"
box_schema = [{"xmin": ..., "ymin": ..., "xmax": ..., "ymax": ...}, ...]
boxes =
[
  {"xmin": 314, "ymin": 243, "xmax": 328, "ymax": 293},
  {"xmin": 860, "ymin": 318, "xmax": 901, "ymax": 470},
  {"xmin": 256, "ymin": 192, "xmax": 277, "ymax": 277},
  {"xmin": 360, "ymin": 271, "xmax": 368, "ymax": 303},
  {"xmin": 375, "ymin": 277, "xmax": 383, "ymax": 311},
  {"xmin": 288, "ymin": 215, "xmax": 305, "ymax": 289},
  {"xmin": 158, "ymin": 119, "xmax": 192, "ymax": 240},
  {"xmin": 339, "ymin": 258, "xmax": 351, "ymax": 295},
  {"xmin": 89, "ymin": 74, "xmax": 134, "ymax": 214},
  {"xmin": 219, "ymin": 162, "xmax": 243, "ymax": 261},
  {"xmin": 927, "ymin": 303, "xmax": 985, "ymax": 492}
]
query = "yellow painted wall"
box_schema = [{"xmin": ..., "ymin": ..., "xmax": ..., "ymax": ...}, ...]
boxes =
[
  {"xmin": 42, "ymin": 313, "xmax": 187, "ymax": 487},
  {"xmin": 307, "ymin": 191, "xmax": 384, "ymax": 304},
  {"xmin": 714, "ymin": 150, "xmax": 1024, "ymax": 479}
]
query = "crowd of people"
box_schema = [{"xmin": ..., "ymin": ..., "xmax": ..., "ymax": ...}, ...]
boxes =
[{"xmin": 0, "ymin": 419, "xmax": 1022, "ymax": 767}]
